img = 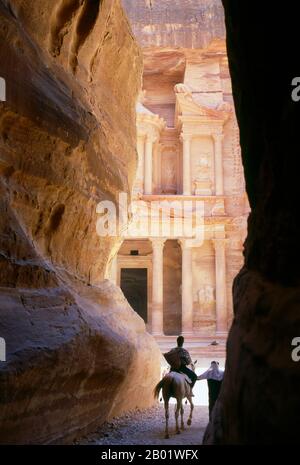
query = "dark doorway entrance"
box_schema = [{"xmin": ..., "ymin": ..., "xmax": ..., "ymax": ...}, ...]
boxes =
[{"xmin": 120, "ymin": 268, "xmax": 148, "ymax": 323}]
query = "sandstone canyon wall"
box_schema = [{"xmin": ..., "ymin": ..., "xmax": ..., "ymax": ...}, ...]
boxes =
[
  {"xmin": 0, "ymin": 0, "xmax": 161, "ymax": 444},
  {"xmin": 122, "ymin": 0, "xmax": 225, "ymax": 48},
  {"xmin": 204, "ymin": 1, "xmax": 300, "ymax": 444}
]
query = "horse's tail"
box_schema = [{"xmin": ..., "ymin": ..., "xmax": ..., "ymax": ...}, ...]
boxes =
[{"xmin": 154, "ymin": 378, "xmax": 165, "ymax": 399}]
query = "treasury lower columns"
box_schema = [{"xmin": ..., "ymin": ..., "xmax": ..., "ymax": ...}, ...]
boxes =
[
  {"xmin": 179, "ymin": 239, "xmax": 193, "ymax": 335},
  {"xmin": 151, "ymin": 238, "xmax": 165, "ymax": 335},
  {"xmin": 213, "ymin": 238, "xmax": 228, "ymax": 335}
]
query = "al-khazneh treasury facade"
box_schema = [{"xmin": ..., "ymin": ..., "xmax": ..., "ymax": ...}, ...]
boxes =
[{"xmin": 108, "ymin": 40, "xmax": 249, "ymax": 353}]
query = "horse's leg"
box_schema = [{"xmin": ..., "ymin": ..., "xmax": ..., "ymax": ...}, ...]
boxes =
[
  {"xmin": 175, "ymin": 399, "xmax": 181, "ymax": 434},
  {"xmin": 180, "ymin": 402, "xmax": 185, "ymax": 430},
  {"xmin": 187, "ymin": 394, "xmax": 194, "ymax": 426},
  {"xmin": 164, "ymin": 399, "xmax": 170, "ymax": 439}
]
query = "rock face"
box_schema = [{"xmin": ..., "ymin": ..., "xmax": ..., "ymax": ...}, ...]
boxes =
[
  {"xmin": 0, "ymin": 0, "xmax": 161, "ymax": 444},
  {"xmin": 122, "ymin": 0, "xmax": 225, "ymax": 48},
  {"xmin": 204, "ymin": 1, "xmax": 300, "ymax": 444}
]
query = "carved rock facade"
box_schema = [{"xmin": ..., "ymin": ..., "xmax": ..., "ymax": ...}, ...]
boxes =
[
  {"xmin": 0, "ymin": 0, "xmax": 161, "ymax": 444},
  {"xmin": 115, "ymin": 4, "xmax": 249, "ymax": 358}
]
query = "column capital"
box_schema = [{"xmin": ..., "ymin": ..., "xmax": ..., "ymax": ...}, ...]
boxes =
[
  {"xmin": 212, "ymin": 132, "xmax": 224, "ymax": 143},
  {"xmin": 146, "ymin": 133, "xmax": 157, "ymax": 144},
  {"xmin": 137, "ymin": 133, "xmax": 147, "ymax": 141},
  {"xmin": 178, "ymin": 238, "xmax": 192, "ymax": 250},
  {"xmin": 212, "ymin": 237, "xmax": 227, "ymax": 251},
  {"xmin": 180, "ymin": 132, "xmax": 192, "ymax": 143},
  {"xmin": 151, "ymin": 238, "xmax": 166, "ymax": 250}
]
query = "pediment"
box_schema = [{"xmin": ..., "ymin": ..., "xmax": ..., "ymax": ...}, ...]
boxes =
[{"xmin": 175, "ymin": 91, "xmax": 231, "ymax": 125}]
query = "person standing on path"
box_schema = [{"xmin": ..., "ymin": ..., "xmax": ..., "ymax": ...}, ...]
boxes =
[{"xmin": 197, "ymin": 361, "xmax": 224, "ymax": 419}]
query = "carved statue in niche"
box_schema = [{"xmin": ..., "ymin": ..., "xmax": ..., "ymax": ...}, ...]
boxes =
[
  {"xmin": 197, "ymin": 285, "xmax": 215, "ymax": 314},
  {"xmin": 196, "ymin": 154, "xmax": 211, "ymax": 179},
  {"xmin": 165, "ymin": 163, "xmax": 176, "ymax": 186},
  {"xmin": 193, "ymin": 153, "xmax": 213, "ymax": 195}
]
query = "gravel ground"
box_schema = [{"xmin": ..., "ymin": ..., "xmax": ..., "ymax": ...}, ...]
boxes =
[{"xmin": 77, "ymin": 404, "xmax": 208, "ymax": 445}]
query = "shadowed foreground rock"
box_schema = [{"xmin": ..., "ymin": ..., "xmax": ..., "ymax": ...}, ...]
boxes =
[
  {"xmin": 204, "ymin": 1, "xmax": 300, "ymax": 444},
  {"xmin": 0, "ymin": 0, "xmax": 160, "ymax": 444}
]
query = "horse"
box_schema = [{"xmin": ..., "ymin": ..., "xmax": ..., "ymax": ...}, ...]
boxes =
[{"xmin": 154, "ymin": 365, "xmax": 195, "ymax": 439}]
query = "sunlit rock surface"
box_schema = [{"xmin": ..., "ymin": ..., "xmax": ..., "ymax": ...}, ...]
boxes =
[
  {"xmin": 122, "ymin": 0, "xmax": 225, "ymax": 48},
  {"xmin": 0, "ymin": 0, "xmax": 161, "ymax": 444}
]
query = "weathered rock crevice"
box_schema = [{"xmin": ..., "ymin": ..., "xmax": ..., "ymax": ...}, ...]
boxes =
[{"xmin": 0, "ymin": 0, "xmax": 160, "ymax": 444}]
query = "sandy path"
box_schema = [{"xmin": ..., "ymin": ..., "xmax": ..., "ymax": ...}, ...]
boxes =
[{"xmin": 77, "ymin": 404, "xmax": 208, "ymax": 446}]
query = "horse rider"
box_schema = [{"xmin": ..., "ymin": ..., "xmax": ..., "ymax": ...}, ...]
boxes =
[{"xmin": 167, "ymin": 336, "xmax": 198, "ymax": 388}]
